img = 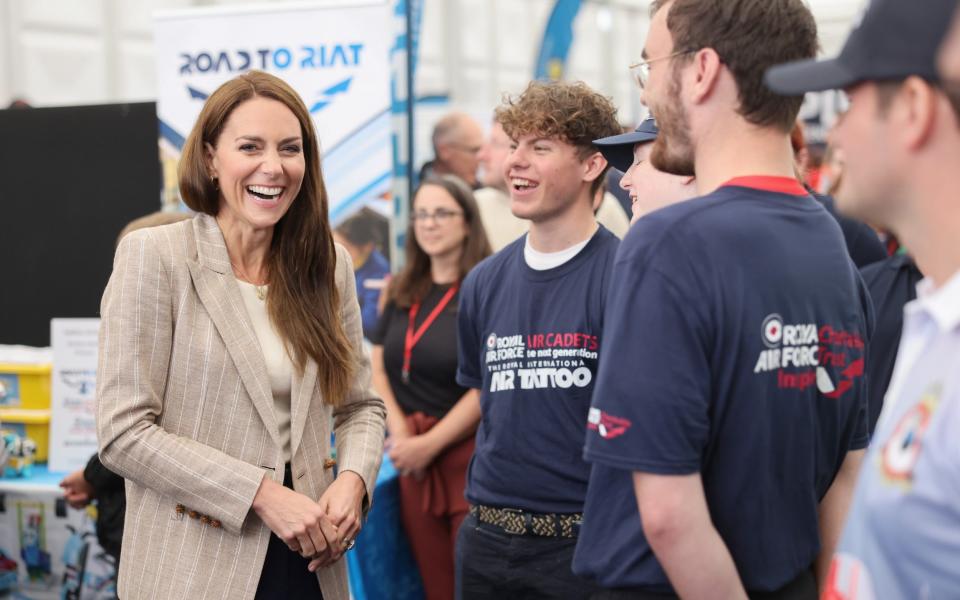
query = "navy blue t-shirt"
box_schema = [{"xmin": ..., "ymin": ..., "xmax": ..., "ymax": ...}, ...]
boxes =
[
  {"xmin": 860, "ymin": 253, "xmax": 922, "ymax": 433},
  {"xmin": 574, "ymin": 178, "xmax": 871, "ymax": 592},
  {"xmin": 457, "ymin": 227, "xmax": 619, "ymax": 514}
]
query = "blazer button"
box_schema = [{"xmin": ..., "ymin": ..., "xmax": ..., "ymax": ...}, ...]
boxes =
[
  {"xmin": 211, "ymin": 519, "xmax": 222, "ymax": 529},
  {"xmin": 324, "ymin": 459, "xmax": 336, "ymax": 470},
  {"xmin": 175, "ymin": 504, "xmax": 186, "ymax": 516},
  {"xmin": 200, "ymin": 515, "xmax": 211, "ymax": 525},
  {"xmin": 188, "ymin": 510, "xmax": 200, "ymax": 519}
]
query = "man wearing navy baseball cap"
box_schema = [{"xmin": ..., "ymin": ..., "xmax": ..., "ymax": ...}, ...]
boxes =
[
  {"xmin": 592, "ymin": 117, "xmax": 696, "ymax": 224},
  {"xmin": 767, "ymin": 1, "xmax": 960, "ymax": 599}
]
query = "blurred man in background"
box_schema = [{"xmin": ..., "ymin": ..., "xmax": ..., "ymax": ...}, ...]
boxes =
[
  {"xmin": 420, "ymin": 112, "xmax": 485, "ymax": 188},
  {"xmin": 474, "ymin": 120, "xmax": 529, "ymax": 250},
  {"xmin": 791, "ymin": 122, "xmax": 887, "ymax": 268},
  {"xmin": 334, "ymin": 209, "xmax": 390, "ymax": 339}
]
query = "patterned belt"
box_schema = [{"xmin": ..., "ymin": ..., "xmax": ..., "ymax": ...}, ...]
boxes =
[{"xmin": 470, "ymin": 504, "xmax": 582, "ymax": 538}]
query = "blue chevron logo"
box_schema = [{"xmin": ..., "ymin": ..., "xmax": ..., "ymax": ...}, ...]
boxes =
[{"xmin": 309, "ymin": 77, "xmax": 353, "ymax": 113}]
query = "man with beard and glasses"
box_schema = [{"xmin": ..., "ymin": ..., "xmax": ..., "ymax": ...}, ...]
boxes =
[
  {"xmin": 454, "ymin": 80, "xmax": 621, "ymax": 599},
  {"xmin": 580, "ymin": 1, "xmax": 872, "ymax": 599},
  {"xmin": 768, "ymin": 0, "xmax": 960, "ymax": 597}
]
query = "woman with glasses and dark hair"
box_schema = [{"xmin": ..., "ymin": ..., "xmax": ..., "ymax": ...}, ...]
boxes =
[{"xmin": 370, "ymin": 175, "xmax": 491, "ymax": 600}]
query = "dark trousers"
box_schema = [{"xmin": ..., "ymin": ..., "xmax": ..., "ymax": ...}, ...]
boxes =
[
  {"xmin": 591, "ymin": 569, "xmax": 816, "ymax": 600},
  {"xmin": 455, "ymin": 513, "xmax": 597, "ymax": 600},
  {"xmin": 254, "ymin": 465, "xmax": 324, "ymax": 600}
]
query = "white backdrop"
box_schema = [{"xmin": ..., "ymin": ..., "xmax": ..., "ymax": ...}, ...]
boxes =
[{"xmin": 153, "ymin": 0, "xmax": 393, "ymax": 220}]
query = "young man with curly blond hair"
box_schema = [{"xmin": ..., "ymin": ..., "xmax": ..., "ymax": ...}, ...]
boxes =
[{"xmin": 454, "ymin": 80, "xmax": 621, "ymax": 599}]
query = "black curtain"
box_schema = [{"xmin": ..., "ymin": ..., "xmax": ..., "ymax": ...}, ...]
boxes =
[{"xmin": 0, "ymin": 102, "xmax": 162, "ymax": 346}]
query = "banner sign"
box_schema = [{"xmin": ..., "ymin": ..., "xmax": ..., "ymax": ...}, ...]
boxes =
[
  {"xmin": 534, "ymin": 0, "xmax": 583, "ymax": 81},
  {"xmin": 154, "ymin": 1, "xmax": 393, "ymax": 223}
]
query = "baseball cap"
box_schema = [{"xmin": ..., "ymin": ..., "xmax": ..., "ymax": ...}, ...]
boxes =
[
  {"xmin": 765, "ymin": 0, "xmax": 956, "ymax": 95},
  {"xmin": 593, "ymin": 117, "xmax": 659, "ymax": 172}
]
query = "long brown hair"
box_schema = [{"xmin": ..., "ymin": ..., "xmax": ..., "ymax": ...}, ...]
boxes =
[
  {"xmin": 178, "ymin": 71, "xmax": 354, "ymax": 406},
  {"xmin": 390, "ymin": 175, "xmax": 492, "ymax": 308}
]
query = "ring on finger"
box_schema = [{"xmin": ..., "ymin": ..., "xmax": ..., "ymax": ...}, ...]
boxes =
[{"xmin": 344, "ymin": 538, "xmax": 356, "ymax": 551}]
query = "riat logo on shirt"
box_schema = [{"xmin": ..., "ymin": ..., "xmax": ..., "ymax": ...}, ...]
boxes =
[
  {"xmin": 880, "ymin": 382, "xmax": 942, "ymax": 488},
  {"xmin": 752, "ymin": 313, "xmax": 865, "ymax": 397},
  {"xmin": 484, "ymin": 332, "xmax": 600, "ymax": 392},
  {"xmin": 586, "ymin": 407, "xmax": 632, "ymax": 440}
]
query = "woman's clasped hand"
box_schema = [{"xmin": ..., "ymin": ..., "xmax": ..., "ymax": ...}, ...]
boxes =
[{"xmin": 252, "ymin": 469, "xmax": 366, "ymax": 571}]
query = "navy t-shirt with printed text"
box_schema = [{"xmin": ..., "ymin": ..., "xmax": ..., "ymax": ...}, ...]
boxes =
[
  {"xmin": 573, "ymin": 178, "xmax": 872, "ymax": 592},
  {"xmin": 457, "ymin": 227, "xmax": 619, "ymax": 514}
]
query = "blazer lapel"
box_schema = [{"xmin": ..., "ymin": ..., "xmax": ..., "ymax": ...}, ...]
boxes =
[
  {"xmin": 289, "ymin": 359, "xmax": 318, "ymax": 459},
  {"xmin": 187, "ymin": 215, "xmax": 282, "ymax": 451}
]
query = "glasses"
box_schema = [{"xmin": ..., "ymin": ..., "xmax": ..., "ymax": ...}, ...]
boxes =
[
  {"xmin": 629, "ymin": 49, "xmax": 697, "ymax": 90},
  {"xmin": 411, "ymin": 208, "xmax": 464, "ymax": 224}
]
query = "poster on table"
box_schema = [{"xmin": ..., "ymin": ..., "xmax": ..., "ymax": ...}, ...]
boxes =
[
  {"xmin": 154, "ymin": 0, "xmax": 393, "ymax": 245},
  {"xmin": 0, "ymin": 481, "xmax": 116, "ymax": 598},
  {"xmin": 48, "ymin": 319, "xmax": 100, "ymax": 474}
]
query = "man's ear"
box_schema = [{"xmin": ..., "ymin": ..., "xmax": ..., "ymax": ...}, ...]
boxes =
[
  {"xmin": 436, "ymin": 142, "xmax": 453, "ymax": 164},
  {"xmin": 689, "ymin": 47, "xmax": 724, "ymax": 106},
  {"xmin": 898, "ymin": 76, "xmax": 939, "ymax": 152},
  {"xmin": 582, "ymin": 151, "xmax": 608, "ymax": 184}
]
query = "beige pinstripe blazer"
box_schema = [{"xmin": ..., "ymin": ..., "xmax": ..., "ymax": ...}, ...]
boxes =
[{"xmin": 96, "ymin": 214, "xmax": 386, "ymax": 600}]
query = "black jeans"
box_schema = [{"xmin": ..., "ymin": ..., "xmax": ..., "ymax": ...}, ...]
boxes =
[
  {"xmin": 455, "ymin": 512, "xmax": 597, "ymax": 600},
  {"xmin": 254, "ymin": 465, "xmax": 324, "ymax": 600},
  {"xmin": 591, "ymin": 568, "xmax": 816, "ymax": 600}
]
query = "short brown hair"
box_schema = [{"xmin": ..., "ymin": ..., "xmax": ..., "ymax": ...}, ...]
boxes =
[
  {"xmin": 495, "ymin": 81, "xmax": 621, "ymax": 195},
  {"xmin": 178, "ymin": 71, "xmax": 354, "ymax": 407},
  {"xmin": 390, "ymin": 175, "xmax": 492, "ymax": 308},
  {"xmin": 652, "ymin": 0, "xmax": 818, "ymax": 133},
  {"xmin": 876, "ymin": 78, "xmax": 960, "ymax": 124}
]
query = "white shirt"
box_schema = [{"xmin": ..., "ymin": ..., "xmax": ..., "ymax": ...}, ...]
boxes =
[
  {"xmin": 236, "ymin": 279, "xmax": 294, "ymax": 463},
  {"xmin": 524, "ymin": 235, "xmax": 592, "ymax": 271},
  {"xmin": 475, "ymin": 187, "xmax": 629, "ymax": 252}
]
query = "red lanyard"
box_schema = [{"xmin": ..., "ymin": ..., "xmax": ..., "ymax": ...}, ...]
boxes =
[{"xmin": 402, "ymin": 283, "xmax": 460, "ymax": 384}]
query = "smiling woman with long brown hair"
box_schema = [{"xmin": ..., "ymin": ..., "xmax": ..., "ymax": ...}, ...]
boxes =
[{"xmin": 96, "ymin": 71, "xmax": 385, "ymax": 600}]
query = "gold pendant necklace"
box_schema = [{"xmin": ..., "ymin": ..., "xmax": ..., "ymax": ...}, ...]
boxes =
[{"xmin": 231, "ymin": 261, "xmax": 267, "ymax": 301}]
